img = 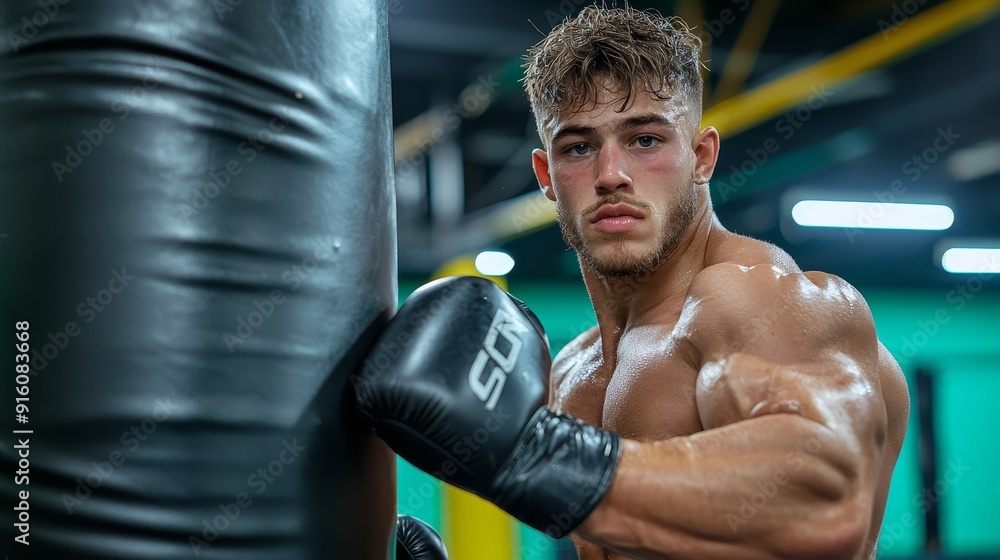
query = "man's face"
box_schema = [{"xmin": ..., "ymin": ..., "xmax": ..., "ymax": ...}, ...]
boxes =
[{"xmin": 532, "ymin": 82, "xmax": 716, "ymax": 278}]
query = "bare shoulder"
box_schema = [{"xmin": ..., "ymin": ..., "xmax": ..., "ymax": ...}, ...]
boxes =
[
  {"xmin": 554, "ymin": 325, "xmax": 601, "ymax": 357},
  {"xmin": 685, "ymin": 235, "xmax": 908, "ymax": 462},
  {"xmin": 683, "ymin": 262, "xmax": 878, "ymax": 363},
  {"xmin": 552, "ymin": 325, "xmax": 601, "ymax": 377},
  {"xmin": 687, "ymin": 261, "xmax": 868, "ymax": 313}
]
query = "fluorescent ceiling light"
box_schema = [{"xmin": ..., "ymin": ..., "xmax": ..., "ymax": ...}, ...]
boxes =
[
  {"xmin": 941, "ymin": 247, "xmax": 1000, "ymax": 274},
  {"xmin": 475, "ymin": 251, "xmax": 515, "ymax": 276},
  {"xmin": 791, "ymin": 200, "xmax": 954, "ymax": 230}
]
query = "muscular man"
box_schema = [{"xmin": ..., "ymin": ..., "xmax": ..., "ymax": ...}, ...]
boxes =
[
  {"xmin": 522, "ymin": 7, "xmax": 910, "ymax": 558},
  {"xmin": 356, "ymin": 6, "xmax": 909, "ymax": 559}
]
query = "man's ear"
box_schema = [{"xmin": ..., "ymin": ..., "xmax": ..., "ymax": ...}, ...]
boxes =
[
  {"xmin": 532, "ymin": 148, "xmax": 556, "ymax": 202},
  {"xmin": 693, "ymin": 126, "xmax": 720, "ymax": 185}
]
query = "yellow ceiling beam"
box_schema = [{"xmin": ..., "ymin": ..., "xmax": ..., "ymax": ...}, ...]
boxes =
[
  {"xmin": 491, "ymin": 0, "xmax": 999, "ymax": 242},
  {"xmin": 706, "ymin": 0, "xmax": 1000, "ymax": 137}
]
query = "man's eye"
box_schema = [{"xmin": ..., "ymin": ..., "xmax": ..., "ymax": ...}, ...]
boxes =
[
  {"xmin": 635, "ymin": 136, "xmax": 659, "ymax": 148},
  {"xmin": 567, "ymin": 144, "xmax": 590, "ymax": 156}
]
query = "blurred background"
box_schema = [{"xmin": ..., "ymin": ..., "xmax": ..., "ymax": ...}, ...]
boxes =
[{"xmin": 386, "ymin": 0, "xmax": 1000, "ymax": 559}]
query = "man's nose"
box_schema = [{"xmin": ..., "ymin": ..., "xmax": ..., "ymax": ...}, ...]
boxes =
[{"xmin": 594, "ymin": 144, "xmax": 632, "ymax": 194}]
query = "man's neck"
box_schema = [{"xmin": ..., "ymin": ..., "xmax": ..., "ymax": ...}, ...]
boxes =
[{"xmin": 581, "ymin": 194, "xmax": 721, "ymax": 354}]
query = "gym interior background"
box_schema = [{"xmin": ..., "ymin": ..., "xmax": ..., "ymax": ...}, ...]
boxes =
[{"xmin": 388, "ymin": 0, "xmax": 1000, "ymax": 559}]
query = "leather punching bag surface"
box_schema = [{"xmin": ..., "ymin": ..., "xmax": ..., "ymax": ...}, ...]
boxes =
[{"xmin": 0, "ymin": 1, "xmax": 397, "ymax": 558}]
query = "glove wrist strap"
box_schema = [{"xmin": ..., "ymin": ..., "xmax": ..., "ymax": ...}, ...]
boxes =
[{"xmin": 491, "ymin": 408, "xmax": 622, "ymax": 539}]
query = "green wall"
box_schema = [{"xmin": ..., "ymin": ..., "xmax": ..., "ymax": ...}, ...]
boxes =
[
  {"xmin": 859, "ymin": 288, "xmax": 1000, "ymax": 557},
  {"xmin": 397, "ymin": 278, "xmax": 1000, "ymax": 558}
]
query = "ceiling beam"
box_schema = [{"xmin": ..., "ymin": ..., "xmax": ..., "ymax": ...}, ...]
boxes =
[
  {"xmin": 707, "ymin": 0, "xmax": 1000, "ymax": 137},
  {"xmin": 481, "ymin": 0, "xmax": 1000, "ymax": 244}
]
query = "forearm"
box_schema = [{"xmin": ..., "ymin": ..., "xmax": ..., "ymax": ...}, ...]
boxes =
[{"xmin": 577, "ymin": 414, "xmax": 867, "ymax": 560}]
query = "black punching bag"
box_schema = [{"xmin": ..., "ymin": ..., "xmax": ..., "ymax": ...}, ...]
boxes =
[{"xmin": 0, "ymin": 1, "xmax": 397, "ymax": 558}]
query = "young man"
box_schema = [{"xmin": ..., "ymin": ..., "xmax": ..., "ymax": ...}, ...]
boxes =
[
  {"xmin": 522, "ymin": 6, "xmax": 909, "ymax": 559},
  {"xmin": 356, "ymin": 6, "xmax": 910, "ymax": 559}
]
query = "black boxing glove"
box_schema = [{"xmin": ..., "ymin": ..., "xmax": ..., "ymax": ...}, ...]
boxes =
[
  {"xmin": 354, "ymin": 276, "xmax": 621, "ymax": 538},
  {"xmin": 396, "ymin": 515, "xmax": 448, "ymax": 560}
]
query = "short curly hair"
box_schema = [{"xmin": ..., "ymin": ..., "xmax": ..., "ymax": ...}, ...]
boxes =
[{"xmin": 522, "ymin": 5, "xmax": 703, "ymax": 144}]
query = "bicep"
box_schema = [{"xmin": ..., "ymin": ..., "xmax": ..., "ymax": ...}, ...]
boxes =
[
  {"xmin": 695, "ymin": 350, "xmax": 887, "ymax": 488},
  {"xmin": 697, "ymin": 352, "xmax": 880, "ymax": 430}
]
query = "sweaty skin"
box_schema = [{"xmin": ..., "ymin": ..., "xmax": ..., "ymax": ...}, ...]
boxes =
[{"xmin": 532, "ymin": 83, "xmax": 910, "ymax": 559}]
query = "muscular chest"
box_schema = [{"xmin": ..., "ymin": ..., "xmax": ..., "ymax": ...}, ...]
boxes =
[{"xmin": 552, "ymin": 328, "xmax": 703, "ymax": 441}]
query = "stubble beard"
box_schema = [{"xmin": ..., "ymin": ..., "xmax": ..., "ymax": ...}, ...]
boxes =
[{"xmin": 557, "ymin": 186, "xmax": 697, "ymax": 279}]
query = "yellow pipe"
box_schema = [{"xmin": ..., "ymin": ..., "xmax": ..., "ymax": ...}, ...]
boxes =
[
  {"xmin": 393, "ymin": 110, "xmax": 446, "ymax": 165},
  {"xmin": 432, "ymin": 256, "xmax": 508, "ymax": 291},
  {"xmin": 429, "ymin": 257, "xmax": 514, "ymax": 560},
  {"xmin": 488, "ymin": 192, "xmax": 558, "ymax": 241},
  {"xmin": 706, "ymin": 0, "xmax": 1000, "ymax": 136},
  {"xmin": 445, "ymin": 489, "xmax": 516, "ymax": 560},
  {"xmin": 492, "ymin": 0, "xmax": 999, "ymax": 243}
]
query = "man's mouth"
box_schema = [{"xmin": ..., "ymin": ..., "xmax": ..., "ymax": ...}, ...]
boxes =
[
  {"xmin": 590, "ymin": 203, "xmax": 644, "ymax": 223},
  {"xmin": 589, "ymin": 203, "xmax": 645, "ymax": 234}
]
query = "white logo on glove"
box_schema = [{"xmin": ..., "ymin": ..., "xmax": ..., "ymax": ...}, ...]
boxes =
[{"xmin": 468, "ymin": 308, "xmax": 529, "ymax": 411}]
